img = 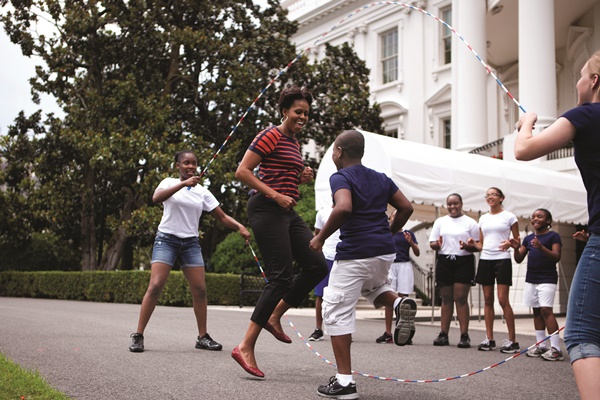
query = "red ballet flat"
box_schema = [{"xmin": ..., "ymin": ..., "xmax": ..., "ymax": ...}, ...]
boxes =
[
  {"xmin": 231, "ymin": 346, "xmax": 265, "ymax": 378},
  {"xmin": 264, "ymin": 322, "xmax": 292, "ymax": 344}
]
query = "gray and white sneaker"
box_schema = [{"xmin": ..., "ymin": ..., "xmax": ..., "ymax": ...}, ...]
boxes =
[
  {"xmin": 394, "ymin": 297, "xmax": 417, "ymax": 346},
  {"xmin": 195, "ymin": 333, "xmax": 223, "ymax": 351},
  {"xmin": 317, "ymin": 376, "xmax": 358, "ymax": 399},
  {"xmin": 129, "ymin": 333, "xmax": 144, "ymax": 353},
  {"xmin": 541, "ymin": 347, "xmax": 564, "ymax": 361},
  {"xmin": 526, "ymin": 345, "xmax": 549, "ymax": 358}
]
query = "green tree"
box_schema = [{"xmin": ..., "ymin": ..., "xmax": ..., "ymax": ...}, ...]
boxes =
[
  {"xmin": 0, "ymin": 0, "xmax": 300, "ymax": 270},
  {"xmin": 0, "ymin": 1, "xmax": 383, "ymax": 271}
]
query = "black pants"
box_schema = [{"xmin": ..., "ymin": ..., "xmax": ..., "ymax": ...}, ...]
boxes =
[{"xmin": 247, "ymin": 193, "xmax": 328, "ymax": 327}]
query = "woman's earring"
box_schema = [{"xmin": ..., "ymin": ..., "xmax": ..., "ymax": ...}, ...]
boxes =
[{"xmin": 280, "ymin": 115, "xmax": 288, "ymax": 124}]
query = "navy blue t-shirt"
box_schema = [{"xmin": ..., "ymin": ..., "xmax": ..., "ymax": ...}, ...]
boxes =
[
  {"xmin": 522, "ymin": 231, "xmax": 562, "ymax": 284},
  {"xmin": 330, "ymin": 164, "xmax": 399, "ymax": 260},
  {"xmin": 394, "ymin": 230, "xmax": 417, "ymax": 262},
  {"xmin": 561, "ymin": 103, "xmax": 600, "ymax": 234}
]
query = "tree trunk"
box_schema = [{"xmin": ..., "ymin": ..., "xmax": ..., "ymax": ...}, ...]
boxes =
[
  {"xmin": 99, "ymin": 187, "xmax": 135, "ymax": 271},
  {"xmin": 81, "ymin": 164, "xmax": 97, "ymax": 271}
]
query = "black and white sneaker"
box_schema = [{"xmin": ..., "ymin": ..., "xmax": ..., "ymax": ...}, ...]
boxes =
[
  {"xmin": 376, "ymin": 332, "xmax": 393, "ymax": 344},
  {"xmin": 500, "ymin": 339, "xmax": 520, "ymax": 354},
  {"xmin": 195, "ymin": 333, "xmax": 223, "ymax": 351},
  {"xmin": 309, "ymin": 328, "xmax": 324, "ymax": 342},
  {"xmin": 394, "ymin": 297, "xmax": 417, "ymax": 346},
  {"xmin": 478, "ymin": 338, "xmax": 496, "ymax": 351},
  {"xmin": 129, "ymin": 333, "xmax": 144, "ymax": 353},
  {"xmin": 317, "ymin": 376, "xmax": 358, "ymax": 399}
]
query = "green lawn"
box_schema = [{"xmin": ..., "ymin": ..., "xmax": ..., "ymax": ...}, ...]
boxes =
[{"xmin": 0, "ymin": 352, "xmax": 71, "ymax": 400}]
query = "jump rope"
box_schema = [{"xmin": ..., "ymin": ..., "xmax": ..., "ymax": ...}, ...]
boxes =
[{"xmin": 190, "ymin": 0, "xmax": 560, "ymax": 381}]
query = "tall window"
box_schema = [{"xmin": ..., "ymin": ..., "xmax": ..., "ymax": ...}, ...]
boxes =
[
  {"xmin": 441, "ymin": 7, "xmax": 452, "ymax": 65},
  {"xmin": 442, "ymin": 118, "xmax": 451, "ymax": 149},
  {"xmin": 381, "ymin": 29, "xmax": 398, "ymax": 84}
]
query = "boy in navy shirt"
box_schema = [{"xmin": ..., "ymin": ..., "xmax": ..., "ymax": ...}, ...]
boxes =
[{"xmin": 310, "ymin": 130, "xmax": 416, "ymax": 399}]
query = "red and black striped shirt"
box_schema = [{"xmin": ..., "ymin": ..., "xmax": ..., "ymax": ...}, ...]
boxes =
[{"xmin": 248, "ymin": 126, "xmax": 304, "ymax": 200}]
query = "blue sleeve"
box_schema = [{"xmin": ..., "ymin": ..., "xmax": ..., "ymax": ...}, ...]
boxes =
[
  {"xmin": 387, "ymin": 176, "xmax": 399, "ymax": 201},
  {"xmin": 561, "ymin": 104, "xmax": 592, "ymax": 130},
  {"xmin": 408, "ymin": 230, "xmax": 418, "ymax": 244},
  {"xmin": 551, "ymin": 232, "xmax": 563, "ymax": 246},
  {"xmin": 330, "ymin": 172, "xmax": 351, "ymax": 196}
]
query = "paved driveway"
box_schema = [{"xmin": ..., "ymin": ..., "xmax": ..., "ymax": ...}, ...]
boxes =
[{"xmin": 0, "ymin": 297, "xmax": 577, "ymax": 400}]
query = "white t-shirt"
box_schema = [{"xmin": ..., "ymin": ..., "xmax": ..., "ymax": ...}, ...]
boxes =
[
  {"xmin": 314, "ymin": 207, "xmax": 341, "ymax": 261},
  {"xmin": 429, "ymin": 215, "xmax": 480, "ymax": 256},
  {"xmin": 156, "ymin": 178, "xmax": 220, "ymax": 238},
  {"xmin": 479, "ymin": 210, "xmax": 518, "ymax": 260}
]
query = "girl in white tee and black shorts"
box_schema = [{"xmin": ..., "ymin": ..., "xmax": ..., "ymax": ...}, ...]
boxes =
[{"xmin": 475, "ymin": 187, "xmax": 520, "ymax": 354}]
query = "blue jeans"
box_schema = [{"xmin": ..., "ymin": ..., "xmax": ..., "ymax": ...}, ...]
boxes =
[
  {"xmin": 151, "ymin": 231, "xmax": 205, "ymax": 268},
  {"xmin": 565, "ymin": 233, "xmax": 600, "ymax": 363}
]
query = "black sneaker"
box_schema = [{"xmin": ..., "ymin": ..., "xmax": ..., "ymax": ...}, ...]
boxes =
[
  {"xmin": 129, "ymin": 333, "xmax": 144, "ymax": 352},
  {"xmin": 376, "ymin": 332, "xmax": 393, "ymax": 343},
  {"xmin": 500, "ymin": 340, "xmax": 520, "ymax": 354},
  {"xmin": 433, "ymin": 331, "xmax": 449, "ymax": 346},
  {"xmin": 195, "ymin": 333, "xmax": 223, "ymax": 351},
  {"xmin": 309, "ymin": 328, "xmax": 324, "ymax": 342},
  {"xmin": 394, "ymin": 297, "xmax": 417, "ymax": 346},
  {"xmin": 457, "ymin": 333, "xmax": 471, "ymax": 348},
  {"xmin": 317, "ymin": 376, "xmax": 358, "ymax": 399},
  {"xmin": 478, "ymin": 338, "xmax": 496, "ymax": 351}
]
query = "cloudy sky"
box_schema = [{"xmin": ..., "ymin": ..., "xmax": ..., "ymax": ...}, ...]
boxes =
[
  {"xmin": 0, "ymin": 31, "xmax": 61, "ymax": 135},
  {"xmin": 0, "ymin": 1, "xmax": 272, "ymax": 136}
]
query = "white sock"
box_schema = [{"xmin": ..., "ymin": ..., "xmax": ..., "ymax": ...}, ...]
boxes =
[
  {"xmin": 393, "ymin": 297, "xmax": 402, "ymax": 310},
  {"xmin": 550, "ymin": 334, "xmax": 561, "ymax": 350},
  {"xmin": 535, "ymin": 330, "xmax": 547, "ymax": 348},
  {"xmin": 336, "ymin": 373, "xmax": 354, "ymax": 386}
]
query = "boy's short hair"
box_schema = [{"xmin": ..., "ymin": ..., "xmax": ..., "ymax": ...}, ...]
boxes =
[{"xmin": 336, "ymin": 130, "xmax": 364, "ymax": 159}]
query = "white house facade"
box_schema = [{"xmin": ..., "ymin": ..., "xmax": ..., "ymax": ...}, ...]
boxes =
[{"xmin": 282, "ymin": 0, "xmax": 599, "ymax": 315}]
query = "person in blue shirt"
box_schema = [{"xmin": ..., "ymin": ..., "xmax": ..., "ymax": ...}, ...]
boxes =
[
  {"xmin": 516, "ymin": 51, "xmax": 600, "ymax": 399},
  {"xmin": 309, "ymin": 129, "xmax": 415, "ymax": 399},
  {"xmin": 510, "ymin": 208, "xmax": 562, "ymax": 361}
]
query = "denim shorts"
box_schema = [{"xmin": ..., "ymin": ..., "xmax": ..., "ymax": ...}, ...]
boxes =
[
  {"xmin": 565, "ymin": 233, "xmax": 600, "ymax": 363},
  {"xmin": 151, "ymin": 231, "xmax": 205, "ymax": 268}
]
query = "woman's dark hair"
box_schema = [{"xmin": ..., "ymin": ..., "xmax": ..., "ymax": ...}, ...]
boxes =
[
  {"xmin": 535, "ymin": 208, "xmax": 553, "ymax": 229},
  {"xmin": 278, "ymin": 85, "xmax": 313, "ymax": 114},
  {"xmin": 175, "ymin": 149, "xmax": 195, "ymax": 163},
  {"xmin": 447, "ymin": 193, "xmax": 463, "ymax": 203},
  {"xmin": 488, "ymin": 186, "xmax": 505, "ymax": 199}
]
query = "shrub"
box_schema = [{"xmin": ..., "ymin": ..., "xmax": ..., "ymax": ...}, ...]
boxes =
[
  {"xmin": 210, "ymin": 230, "xmax": 263, "ymax": 275},
  {"xmin": 0, "ymin": 271, "xmax": 243, "ymax": 306},
  {"xmin": 0, "ymin": 232, "xmax": 80, "ymax": 271}
]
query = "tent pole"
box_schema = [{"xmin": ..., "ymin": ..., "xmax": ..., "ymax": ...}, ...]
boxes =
[{"xmin": 432, "ymin": 206, "xmax": 440, "ymax": 324}]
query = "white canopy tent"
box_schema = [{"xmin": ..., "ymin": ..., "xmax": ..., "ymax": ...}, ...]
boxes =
[{"xmin": 315, "ymin": 130, "xmax": 588, "ymax": 225}]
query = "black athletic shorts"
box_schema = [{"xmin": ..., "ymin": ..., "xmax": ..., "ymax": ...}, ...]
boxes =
[
  {"xmin": 475, "ymin": 258, "xmax": 512, "ymax": 286},
  {"xmin": 435, "ymin": 254, "xmax": 475, "ymax": 287}
]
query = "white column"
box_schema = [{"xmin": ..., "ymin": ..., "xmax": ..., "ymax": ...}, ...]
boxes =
[
  {"xmin": 518, "ymin": 0, "xmax": 557, "ymax": 126},
  {"xmin": 452, "ymin": 0, "xmax": 487, "ymax": 152}
]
